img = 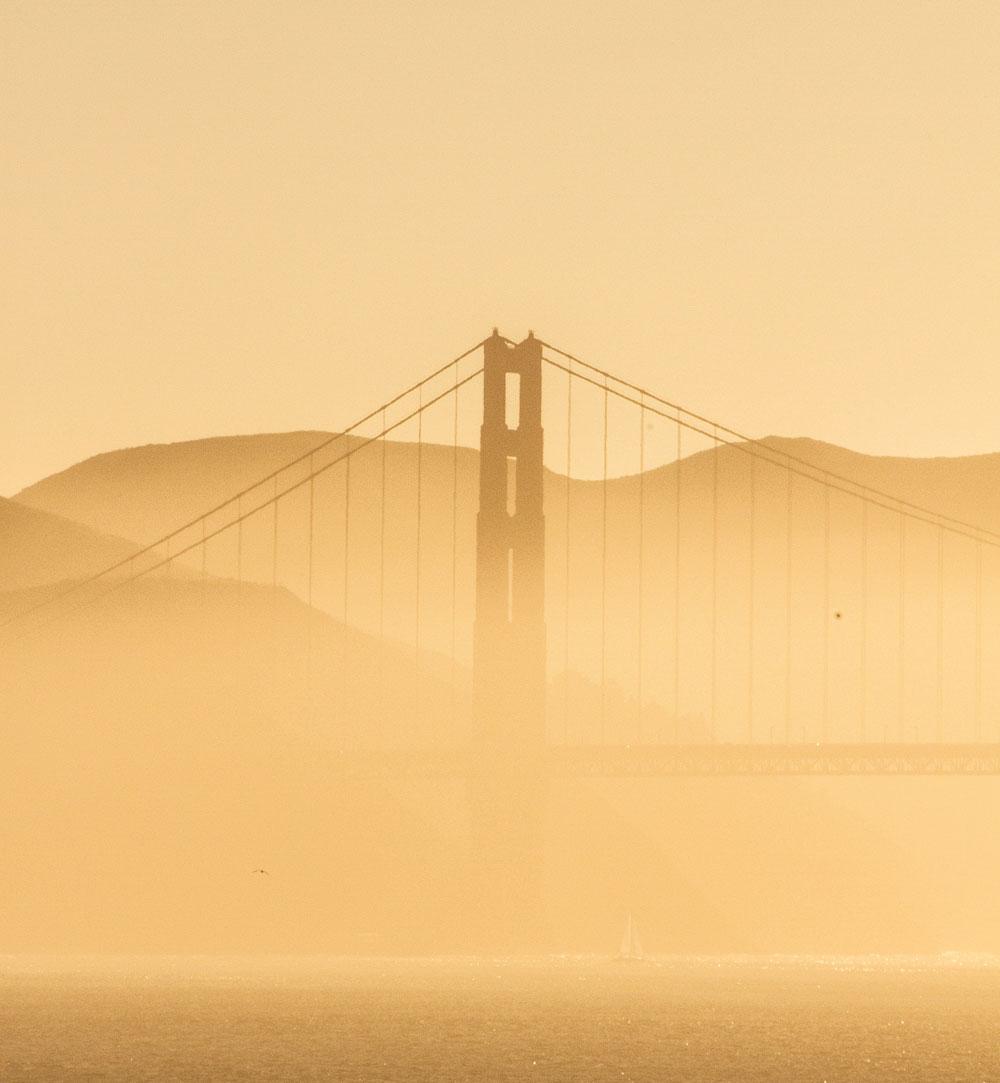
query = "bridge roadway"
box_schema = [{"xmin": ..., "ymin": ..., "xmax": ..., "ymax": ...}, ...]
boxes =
[{"xmin": 330, "ymin": 743, "xmax": 1000, "ymax": 778}]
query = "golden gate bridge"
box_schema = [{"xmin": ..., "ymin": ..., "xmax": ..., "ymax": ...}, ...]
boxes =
[{"xmin": 6, "ymin": 329, "xmax": 1000, "ymax": 778}]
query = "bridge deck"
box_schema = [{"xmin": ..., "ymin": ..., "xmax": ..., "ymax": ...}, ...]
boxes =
[
  {"xmin": 332, "ymin": 743, "xmax": 1000, "ymax": 778},
  {"xmin": 551, "ymin": 743, "xmax": 1000, "ymax": 776}
]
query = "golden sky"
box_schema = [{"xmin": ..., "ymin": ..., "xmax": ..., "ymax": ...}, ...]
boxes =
[{"xmin": 3, "ymin": 1, "xmax": 999, "ymax": 496}]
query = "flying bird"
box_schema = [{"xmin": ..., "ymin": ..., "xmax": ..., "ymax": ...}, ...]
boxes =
[{"xmin": 251, "ymin": 868, "xmax": 270, "ymax": 875}]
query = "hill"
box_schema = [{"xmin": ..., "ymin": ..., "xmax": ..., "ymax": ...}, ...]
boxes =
[
  {"xmin": 17, "ymin": 431, "xmax": 1000, "ymax": 551},
  {"xmin": 14, "ymin": 432, "xmax": 345, "ymax": 546},
  {"xmin": 13, "ymin": 431, "xmax": 1000, "ymax": 743},
  {"xmin": 0, "ymin": 496, "xmax": 138, "ymax": 593}
]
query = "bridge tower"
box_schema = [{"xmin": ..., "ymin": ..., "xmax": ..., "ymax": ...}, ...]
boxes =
[{"xmin": 470, "ymin": 329, "xmax": 547, "ymax": 946}]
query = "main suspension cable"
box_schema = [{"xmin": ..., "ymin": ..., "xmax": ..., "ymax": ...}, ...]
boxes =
[
  {"xmin": 6, "ymin": 368, "xmax": 484, "ymax": 643},
  {"xmin": 539, "ymin": 339, "xmax": 1000, "ymax": 545},
  {"xmin": 2, "ymin": 339, "xmax": 489, "ymax": 632},
  {"xmin": 543, "ymin": 356, "xmax": 1000, "ymax": 552}
]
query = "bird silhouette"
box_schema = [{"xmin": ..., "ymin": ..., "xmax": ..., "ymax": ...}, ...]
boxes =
[{"xmin": 250, "ymin": 868, "xmax": 269, "ymax": 875}]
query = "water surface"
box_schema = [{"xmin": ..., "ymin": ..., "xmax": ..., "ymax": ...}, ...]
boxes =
[{"xmin": 2, "ymin": 954, "xmax": 998, "ymax": 1081}]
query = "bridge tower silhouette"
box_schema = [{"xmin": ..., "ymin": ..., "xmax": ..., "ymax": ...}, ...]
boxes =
[{"xmin": 470, "ymin": 329, "xmax": 548, "ymax": 945}]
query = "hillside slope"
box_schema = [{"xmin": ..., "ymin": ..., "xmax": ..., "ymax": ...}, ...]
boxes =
[{"xmin": 0, "ymin": 496, "xmax": 137, "ymax": 593}]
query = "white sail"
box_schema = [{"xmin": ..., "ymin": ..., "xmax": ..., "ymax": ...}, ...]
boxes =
[{"xmin": 618, "ymin": 911, "xmax": 643, "ymax": 960}]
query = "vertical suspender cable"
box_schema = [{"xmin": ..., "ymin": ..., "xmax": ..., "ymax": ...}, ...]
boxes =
[
  {"xmin": 379, "ymin": 407, "xmax": 387, "ymax": 646},
  {"xmin": 451, "ymin": 361, "xmax": 460, "ymax": 729},
  {"xmin": 564, "ymin": 362, "xmax": 573, "ymax": 744},
  {"xmin": 936, "ymin": 524, "xmax": 944, "ymax": 743},
  {"xmin": 272, "ymin": 475, "xmax": 279, "ymax": 673},
  {"xmin": 378, "ymin": 407, "xmax": 388, "ymax": 715},
  {"xmin": 637, "ymin": 395, "xmax": 645, "ymax": 743},
  {"xmin": 199, "ymin": 519, "xmax": 207, "ymax": 641},
  {"xmin": 710, "ymin": 424, "xmax": 718, "ymax": 743},
  {"xmin": 272, "ymin": 476, "xmax": 279, "ymax": 606},
  {"xmin": 897, "ymin": 511, "xmax": 905, "ymax": 743},
  {"xmin": 235, "ymin": 497, "xmax": 243, "ymax": 657},
  {"xmin": 341, "ymin": 445, "xmax": 351, "ymax": 713},
  {"xmin": 860, "ymin": 497, "xmax": 868, "ymax": 742},
  {"xmin": 600, "ymin": 376, "xmax": 609, "ymax": 743},
  {"xmin": 307, "ymin": 457, "xmax": 315, "ymax": 611},
  {"xmin": 415, "ymin": 386, "xmax": 423, "ymax": 682},
  {"xmin": 197, "ymin": 518, "xmax": 206, "ymax": 626},
  {"xmin": 307, "ymin": 456, "xmax": 315, "ymax": 686},
  {"xmin": 785, "ymin": 465, "xmax": 793, "ymax": 744},
  {"xmin": 236, "ymin": 495, "xmax": 243, "ymax": 594},
  {"xmin": 747, "ymin": 450, "xmax": 755, "ymax": 743},
  {"xmin": 343, "ymin": 449, "xmax": 351, "ymax": 629},
  {"xmin": 822, "ymin": 483, "xmax": 830, "ymax": 743},
  {"xmin": 673, "ymin": 413, "xmax": 682, "ymax": 743},
  {"xmin": 975, "ymin": 539, "xmax": 983, "ymax": 742}
]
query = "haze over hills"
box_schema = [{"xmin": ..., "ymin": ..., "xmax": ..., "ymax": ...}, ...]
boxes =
[
  {"xmin": 0, "ymin": 495, "xmax": 138, "ymax": 593},
  {"xmin": 1, "ymin": 577, "xmax": 473, "ymax": 953},
  {"xmin": 12, "ymin": 430, "xmax": 1000, "ymax": 742},
  {"xmin": 4, "ymin": 573, "xmax": 1000, "ymax": 954},
  {"xmin": 6, "ymin": 431, "xmax": 1000, "ymax": 953}
]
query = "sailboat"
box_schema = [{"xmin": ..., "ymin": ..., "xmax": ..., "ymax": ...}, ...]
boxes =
[{"xmin": 616, "ymin": 910, "xmax": 644, "ymax": 962}]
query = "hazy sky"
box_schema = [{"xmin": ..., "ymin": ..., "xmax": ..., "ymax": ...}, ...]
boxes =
[{"xmin": 3, "ymin": 2, "xmax": 999, "ymax": 496}]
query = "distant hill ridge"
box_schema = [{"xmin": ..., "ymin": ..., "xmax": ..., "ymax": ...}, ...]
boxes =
[
  {"xmin": 16, "ymin": 431, "xmax": 1000, "ymax": 547},
  {"xmin": 13, "ymin": 431, "xmax": 340, "ymax": 547},
  {"xmin": 10, "ymin": 431, "xmax": 1000, "ymax": 634}
]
